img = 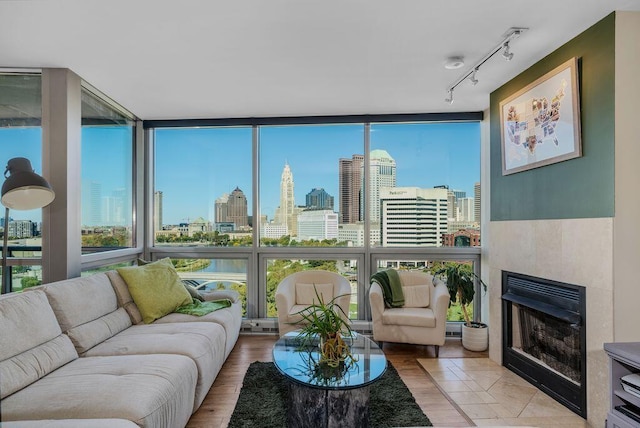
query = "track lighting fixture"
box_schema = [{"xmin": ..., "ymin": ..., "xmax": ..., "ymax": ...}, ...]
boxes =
[
  {"xmin": 502, "ymin": 42, "xmax": 514, "ymax": 61},
  {"xmin": 444, "ymin": 27, "xmax": 527, "ymax": 103},
  {"xmin": 469, "ymin": 68, "xmax": 479, "ymax": 86}
]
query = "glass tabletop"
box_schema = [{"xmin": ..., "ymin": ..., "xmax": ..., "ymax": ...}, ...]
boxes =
[{"xmin": 272, "ymin": 331, "xmax": 387, "ymax": 390}]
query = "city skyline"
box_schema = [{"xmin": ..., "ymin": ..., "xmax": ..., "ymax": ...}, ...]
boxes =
[{"xmin": 2, "ymin": 122, "xmax": 481, "ymax": 225}]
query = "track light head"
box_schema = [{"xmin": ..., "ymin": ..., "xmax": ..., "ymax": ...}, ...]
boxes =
[
  {"xmin": 469, "ymin": 68, "xmax": 479, "ymax": 86},
  {"xmin": 502, "ymin": 42, "xmax": 514, "ymax": 61},
  {"xmin": 445, "ymin": 89, "xmax": 454, "ymax": 104}
]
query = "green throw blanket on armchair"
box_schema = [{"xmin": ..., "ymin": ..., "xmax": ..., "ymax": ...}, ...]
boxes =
[{"xmin": 371, "ymin": 269, "xmax": 404, "ymax": 308}]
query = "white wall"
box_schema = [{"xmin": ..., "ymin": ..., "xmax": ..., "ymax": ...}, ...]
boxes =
[{"xmin": 613, "ymin": 11, "xmax": 640, "ymax": 342}]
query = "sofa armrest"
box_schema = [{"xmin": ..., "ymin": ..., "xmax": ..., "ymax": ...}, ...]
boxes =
[{"xmin": 200, "ymin": 289, "xmax": 240, "ymax": 304}]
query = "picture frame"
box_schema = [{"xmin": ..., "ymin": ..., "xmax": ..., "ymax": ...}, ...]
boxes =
[{"xmin": 500, "ymin": 57, "xmax": 581, "ymax": 175}]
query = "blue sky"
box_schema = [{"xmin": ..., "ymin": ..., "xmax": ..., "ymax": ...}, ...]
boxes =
[{"xmin": 2, "ymin": 122, "xmax": 480, "ymax": 225}]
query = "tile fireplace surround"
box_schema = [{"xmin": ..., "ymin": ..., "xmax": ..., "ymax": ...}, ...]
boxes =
[{"xmin": 486, "ymin": 217, "xmax": 614, "ymax": 426}]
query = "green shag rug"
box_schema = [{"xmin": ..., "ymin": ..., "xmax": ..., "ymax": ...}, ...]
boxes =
[{"xmin": 228, "ymin": 361, "xmax": 432, "ymax": 428}]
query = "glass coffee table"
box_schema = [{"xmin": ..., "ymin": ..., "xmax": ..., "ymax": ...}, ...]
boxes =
[{"xmin": 272, "ymin": 330, "xmax": 386, "ymax": 428}]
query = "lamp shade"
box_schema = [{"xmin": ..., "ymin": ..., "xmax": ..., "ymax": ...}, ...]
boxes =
[{"xmin": 1, "ymin": 157, "xmax": 55, "ymax": 210}]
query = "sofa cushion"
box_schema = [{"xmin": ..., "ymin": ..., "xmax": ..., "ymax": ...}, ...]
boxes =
[
  {"xmin": 107, "ymin": 270, "xmax": 143, "ymax": 324},
  {"xmin": 1, "ymin": 354, "xmax": 197, "ymax": 428},
  {"xmin": 67, "ymin": 307, "xmax": 132, "ymax": 354},
  {"xmin": 117, "ymin": 259, "xmax": 193, "ymax": 324},
  {"xmin": 0, "ymin": 290, "xmax": 63, "ymax": 360},
  {"xmin": 83, "ymin": 322, "xmax": 226, "ymax": 411},
  {"xmin": 154, "ymin": 301, "xmax": 242, "ymax": 359},
  {"xmin": 1, "ymin": 334, "xmax": 78, "ymax": 400},
  {"xmin": 37, "ymin": 274, "xmax": 132, "ymax": 354},
  {"xmin": 39, "ymin": 273, "xmax": 119, "ymax": 332},
  {"xmin": 0, "ymin": 290, "xmax": 79, "ymax": 400},
  {"xmin": 295, "ymin": 282, "xmax": 333, "ymax": 305},
  {"xmin": 402, "ymin": 284, "xmax": 430, "ymax": 308}
]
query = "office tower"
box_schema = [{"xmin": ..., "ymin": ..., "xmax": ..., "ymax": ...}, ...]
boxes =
[
  {"xmin": 457, "ymin": 197, "xmax": 475, "ymax": 222},
  {"xmin": 338, "ymin": 154, "xmax": 364, "ymax": 224},
  {"xmin": 362, "ymin": 150, "xmax": 396, "ymax": 223},
  {"xmin": 435, "ymin": 185, "xmax": 462, "ymax": 221},
  {"xmin": 275, "ymin": 162, "xmax": 297, "ymax": 235},
  {"xmin": 474, "ymin": 182, "xmax": 481, "ymax": 224},
  {"xmin": 112, "ymin": 188, "xmax": 128, "ymax": 226},
  {"xmin": 305, "ymin": 188, "xmax": 334, "ymax": 210},
  {"xmin": 215, "ymin": 193, "xmax": 229, "ymax": 223},
  {"xmin": 9, "ymin": 220, "xmax": 34, "ymax": 238},
  {"xmin": 154, "ymin": 191, "xmax": 163, "ymax": 231},
  {"xmin": 337, "ymin": 222, "xmax": 380, "ymax": 247},
  {"xmin": 81, "ymin": 180, "xmax": 102, "ymax": 226},
  {"xmin": 380, "ymin": 187, "xmax": 448, "ymax": 247},
  {"xmin": 297, "ymin": 209, "xmax": 339, "ymax": 241},
  {"xmin": 227, "ymin": 187, "xmax": 248, "ymax": 229},
  {"xmin": 452, "ymin": 190, "xmax": 466, "ymax": 200}
]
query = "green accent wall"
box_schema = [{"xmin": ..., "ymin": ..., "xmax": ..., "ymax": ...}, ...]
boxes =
[{"xmin": 490, "ymin": 13, "xmax": 615, "ymax": 221}]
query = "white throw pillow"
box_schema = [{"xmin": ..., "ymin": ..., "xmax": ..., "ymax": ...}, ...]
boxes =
[
  {"xmin": 295, "ymin": 283, "xmax": 334, "ymax": 305},
  {"xmin": 402, "ymin": 284, "xmax": 431, "ymax": 308}
]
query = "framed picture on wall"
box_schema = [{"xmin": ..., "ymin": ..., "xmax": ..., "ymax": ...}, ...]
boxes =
[{"xmin": 500, "ymin": 57, "xmax": 581, "ymax": 175}]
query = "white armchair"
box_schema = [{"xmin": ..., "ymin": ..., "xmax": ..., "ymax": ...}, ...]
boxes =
[
  {"xmin": 275, "ymin": 270, "xmax": 351, "ymax": 337},
  {"xmin": 369, "ymin": 270, "xmax": 450, "ymax": 356}
]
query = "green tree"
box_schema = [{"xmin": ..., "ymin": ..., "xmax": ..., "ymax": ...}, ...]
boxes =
[{"xmin": 21, "ymin": 276, "xmax": 41, "ymax": 289}]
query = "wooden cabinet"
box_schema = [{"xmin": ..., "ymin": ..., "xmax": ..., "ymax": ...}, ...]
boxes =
[{"xmin": 605, "ymin": 342, "xmax": 640, "ymax": 428}]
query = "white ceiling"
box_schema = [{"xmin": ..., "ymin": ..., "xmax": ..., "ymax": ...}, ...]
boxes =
[{"xmin": 1, "ymin": 0, "xmax": 638, "ymax": 120}]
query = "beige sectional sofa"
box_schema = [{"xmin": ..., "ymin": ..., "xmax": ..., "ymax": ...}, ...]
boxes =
[{"xmin": 0, "ymin": 268, "xmax": 242, "ymax": 427}]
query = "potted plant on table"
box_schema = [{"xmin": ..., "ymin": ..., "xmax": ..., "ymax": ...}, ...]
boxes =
[
  {"xmin": 294, "ymin": 287, "xmax": 355, "ymax": 369},
  {"xmin": 434, "ymin": 262, "xmax": 488, "ymax": 352}
]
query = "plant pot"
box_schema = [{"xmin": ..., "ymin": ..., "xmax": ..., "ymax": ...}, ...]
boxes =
[{"xmin": 462, "ymin": 322, "xmax": 488, "ymax": 352}]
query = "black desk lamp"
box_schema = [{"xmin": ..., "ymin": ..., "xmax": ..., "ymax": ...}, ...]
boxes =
[{"xmin": 1, "ymin": 157, "xmax": 55, "ymax": 294}]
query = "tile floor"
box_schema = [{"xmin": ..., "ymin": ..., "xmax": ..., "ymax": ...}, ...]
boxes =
[{"xmin": 418, "ymin": 357, "xmax": 588, "ymax": 427}]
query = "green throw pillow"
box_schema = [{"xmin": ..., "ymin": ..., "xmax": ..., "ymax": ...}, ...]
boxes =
[
  {"xmin": 118, "ymin": 258, "xmax": 193, "ymax": 324},
  {"xmin": 138, "ymin": 258, "xmax": 204, "ymax": 302}
]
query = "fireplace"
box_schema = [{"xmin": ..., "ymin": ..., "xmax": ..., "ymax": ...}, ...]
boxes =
[{"xmin": 501, "ymin": 271, "xmax": 586, "ymax": 418}]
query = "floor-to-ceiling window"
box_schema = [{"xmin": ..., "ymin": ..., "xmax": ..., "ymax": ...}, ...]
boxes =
[
  {"xmin": 0, "ymin": 72, "xmax": 44, "ymax": 292},
  {"xmin": 148, "ymin": 115, "xmax": 482, "ymax": 324},
  {"xmin": 80, "ymin": 86, "xmax": 136, "ymax": 253}
]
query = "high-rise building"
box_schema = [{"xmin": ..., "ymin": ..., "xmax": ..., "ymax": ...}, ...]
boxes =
[
  {"xmin": 8, "ymin": 220, "xmax": 34, "ymax": 238},
  {"xmin": 227, "ymin": 187, "xmax": 248, "ymax": 229},
  {"xmin": 338, "ymin": 154, "xmax": 364, "ymax": 224},
  {"xmin": 452, "ymin": 190, "xmax": 466, "ymax": 200},
  {"xmin": 362, "ymin": 150, "xmax": 396, "ymax": 223},
  {"xmin": 215, "ymin": 193, "xmax": 229, "ymax": 223},
  {"xmin": 275, "ymin": 162, "xmax": 297, "ymax": 235},
  {"xmin": 457, "ymin": 197, "xmax": 475, "ymax": 222},
  {"xmin": 154, "ymin": 191, "xmax": 163, "ymax": 231},
  {"xmin": 474, "ymin": 182, "xmax": 481, "ymax": 224},
  {"xmin": 81, "ymin": 180, "xmax": 102, "ymax": 226},
  {"xmin": 297, "ymin": 209, "xmax": 338, "ymax": 241},
  {"xmin": 338, "ymin": 222, "xmax": 380, "ymax": 247},
  {"xmin": 305, "ymin": 188, "xmax": 334, "ymax": 210},
  {"xmin": 260, "ymin": 222, "xmax": 288, "ymax": 239},
  {"xmin": 380, "ymin": 187, "xmax": 448, "ymax": 247}
]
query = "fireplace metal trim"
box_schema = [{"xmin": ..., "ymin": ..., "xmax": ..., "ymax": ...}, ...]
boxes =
[{"xmin": 502, "ymin": 292, "xmax": 580, "ymax": 324}]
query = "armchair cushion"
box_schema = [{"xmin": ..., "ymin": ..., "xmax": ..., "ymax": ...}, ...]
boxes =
[
  {"xmin": 402, "ymin": 284, "xmax": 430, "ymax": 308},
  {"xmin": 295, "ymin": 283, "xmax": 334, "ymax": 305},
  {"xmin": 382, "ymin": 307, "xmax": 436, "ymax": 328}
]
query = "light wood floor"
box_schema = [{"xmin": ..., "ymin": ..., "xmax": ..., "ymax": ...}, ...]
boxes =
[{"xmin": 187, "ymin": 333, "xmax": 486, "ymax": 428}]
